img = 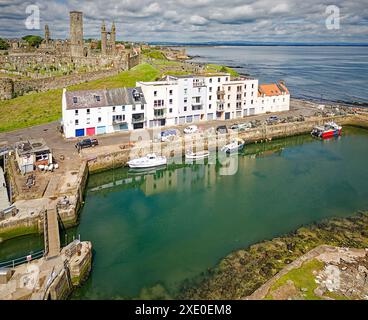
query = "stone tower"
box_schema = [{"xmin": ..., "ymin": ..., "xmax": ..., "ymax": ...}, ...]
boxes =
[
  {"xmin": 110, "ymin": 21, "xmax": 116, "ymax": 55},
  {"xmin": 44, "ymin": 25, "xmax": 50, "ymax": 44},
  {"xmin": 101, "ymin": 20, "xmax": 107, "ymax": 56},
  {"xmin": 70, "ymin": 11, "xmax": 84, "ymax": 57}
]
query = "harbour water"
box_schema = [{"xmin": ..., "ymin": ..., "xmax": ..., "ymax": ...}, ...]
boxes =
[
  {"xmin": 186, "ymin": 46, "xmax": 368, "ymax": 105},
  {"xmin": 1, "ymin": 127, "xmax": 368, "ymax": 299},
  {"xmin": 75, "ymin": 127, "xmax": 368, "ymax": 299}
]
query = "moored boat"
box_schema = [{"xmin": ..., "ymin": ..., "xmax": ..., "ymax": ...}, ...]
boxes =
[
  {"xmin": 311, "ymin": 122, "xmax": 342, "ymax": 139},
  {"xmin": 127, "ymin": 153, "xmax": 167, "ymax": 168},
  {"xmin": 221, "ymin": 138, "xmax": 245, "ymax": 153},
  {"xmin": 185, "ymin": 150, "xmax": 210, "ymax": 160}
]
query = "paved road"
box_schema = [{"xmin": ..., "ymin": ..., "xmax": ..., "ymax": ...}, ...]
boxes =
[
  {"xmin": 0, "ymin": 98, "xmax": 319, "ymax": 152},
  {"xmin": 0, "ymin": 121, "xmax": 80, "ymax": 171}
]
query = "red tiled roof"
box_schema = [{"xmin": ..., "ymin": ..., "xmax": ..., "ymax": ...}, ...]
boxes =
[{"xmin": 258, "ymin": 82, "xmax": 289, "ymax": 97}]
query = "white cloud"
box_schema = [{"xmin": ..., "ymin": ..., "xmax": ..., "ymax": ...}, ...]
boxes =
[
  {"xmin": 0, "ymin": 0, "xmax": 366, "ymax": 42},
  {"xmin": 189, "ymin": 15, "xmax": 208, "ymax": 26}
]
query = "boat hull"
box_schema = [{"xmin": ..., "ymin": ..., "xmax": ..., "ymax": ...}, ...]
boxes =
[
  {"xmin": 185, "ymin": 152, "xmax": 210, "ymax": 160},
  {"xmin": 321, "ymin": 128, "xmax": 342, "ymax": 139},
  {"xmin": 223, "ymin": 143, "xmax": 245, "ymax": 154},
  {"xmin": 127, "ymin": 158, "xmax": 167, "ymax": 168}
]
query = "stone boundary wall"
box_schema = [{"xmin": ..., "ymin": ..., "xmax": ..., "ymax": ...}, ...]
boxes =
[
  {"xmin": 0, "ymin": 54, "xmax": 141, "ymax": 100},
  {"xmin": 0, "ymin": 68, "xmax": 119, "ymax": 100}
]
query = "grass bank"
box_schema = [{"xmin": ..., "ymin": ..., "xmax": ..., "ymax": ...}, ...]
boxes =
[
  {"xmin": 0, "ymin": 58, "xmax": 239, "ymax": 132},
  {"xmin": 0, "ymin": 63, "xmax": 159, "ymax": 132}
]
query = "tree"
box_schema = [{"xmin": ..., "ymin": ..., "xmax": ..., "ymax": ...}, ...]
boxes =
[
  {"xmin": 0, "ymin": 38, "xmax": 9, "ymax": 50},
  {"xmin": 22, "ymin": 35, "xmax": 43, "ymax": 47}
]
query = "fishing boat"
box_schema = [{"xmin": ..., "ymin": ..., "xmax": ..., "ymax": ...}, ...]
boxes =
[
  {"xmin": 127, "ymin": 154, "xmax": 167, "ymax": 168},
  {"xmin": 221, "ymin": 138, "xmax": 245, "ymax": 153},
  {"xmin": 185, "ymin": 150, "xmax": 210, "ymax": 160},
  {"xmin": 311, "ymin": 122, "xmax": 342, "ymax": 139}
]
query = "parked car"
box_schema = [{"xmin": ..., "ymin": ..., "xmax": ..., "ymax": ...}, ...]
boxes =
[
  {"xmin": 161, "ymin": 129, "xmax": 178, "ymax": 142},
  {"xmin": 266, "ymin": 116, "xmax": 279, "ymax": 124},
  {"xmin": 75, "ymin": 138, "xmax": 99, "ymax": 149},
  {"xmin": 231, "ymin": 122, "xmax": 252, "ymax": 131},
  {"xmin": 184, "ymin": 125, "xmax": 198, "ymax": 134},
  {"xmin": 216, "ymin": 125, "xmax": 228, "ymax": 134},
  {"xmin": 230, "ymin": 124, "xmax": 240, "ymax": 131}
]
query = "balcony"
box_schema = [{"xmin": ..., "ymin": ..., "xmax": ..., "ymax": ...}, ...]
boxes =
[
  {"xmin": 217, "ymin": 103, "xmax": 224, "ymax": 112},
  {"xmin": 154, "ymin": 114, "xmax": 166, "ymax": 119},
  {"xmin": 112, "ymin": 119, "xmax": 127, "ymax": 125},
  {"xmin": 192, "ymin": 104, "xmax": 203, "ymax": 111},
  {"xmin": 153, "ymin": 104, "xmax": 166, "ymax": 110},
  {"xmin": 132, "ymin": 114, "xmax": 145, "ymax": 123},
  {"xmin": 193, "ymin": 81, "xmax": 205, "ymax": 87},
  {"xmin": 192, "ymin": 100, "xmax": 203, "ymax": 106}
]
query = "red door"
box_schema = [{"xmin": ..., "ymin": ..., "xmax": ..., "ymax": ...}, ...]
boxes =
[{"xmin": 86, "ymin": 127, "xmax": 95, "ymax": 136}]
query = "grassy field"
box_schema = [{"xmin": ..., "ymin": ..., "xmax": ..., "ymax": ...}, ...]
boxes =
[
  {"xmin": 0, "ymin": 63, "xmax": 159, "ymax": 132},
  {"xmin": 205, "ymin": 64, "xmax": 239, "ymax": 77},
  {"xmin": 265, "ymin": 259, "xmax": 325, "ymax": 300},
  {"xmin": 0, "ymin": 59, "xmax": 239, "ymax": 133}
]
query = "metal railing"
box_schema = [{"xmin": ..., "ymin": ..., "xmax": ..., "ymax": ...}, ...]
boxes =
[
  {"xmin": 193, "ymin": 81, "xmax": 205, "ymax": 87},
  {"xmin": 0, "ymin": 250, "xmax": 45, "ymax": 269},
  {"xmin": 0, "ymin": 234, "xmax": 81, "ymax": 270},
  {"xmin": 132, "ymin": 117, "xmax": 146, "ymax": 123}
]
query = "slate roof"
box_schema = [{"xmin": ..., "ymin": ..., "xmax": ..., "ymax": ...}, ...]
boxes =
[
  {"xmin": 15, "ymin": 139, "xmax": 50, "ymax": 156},
  {"xmin": 65, "ymin": 87, "xmax": 146, "ymax": 110}
]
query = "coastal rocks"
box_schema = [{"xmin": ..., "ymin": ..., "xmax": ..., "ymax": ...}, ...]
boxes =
[{"xmin": 179, "ymin": 212, "xmax": 368, "ymax": 300}]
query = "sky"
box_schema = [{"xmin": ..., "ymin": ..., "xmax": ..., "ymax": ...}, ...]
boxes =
[{"xmin": 0, "ymin": 0, "xmax": 367, "ymax": 43}]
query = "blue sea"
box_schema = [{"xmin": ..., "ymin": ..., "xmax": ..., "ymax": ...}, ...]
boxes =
[{"xmin": 186, "ymin": 46, "xmax": 368, "ymax": 105}]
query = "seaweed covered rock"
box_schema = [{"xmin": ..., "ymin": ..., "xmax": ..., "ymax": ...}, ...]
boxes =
[{"xmin": 179, "ymin": 212, "xmax": 368, "ymax": 299}]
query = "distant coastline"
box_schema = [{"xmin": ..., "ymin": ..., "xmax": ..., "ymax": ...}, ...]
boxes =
[{"xmin": 149, "ymin": 42, "xmax": 368, "ymax": 47}]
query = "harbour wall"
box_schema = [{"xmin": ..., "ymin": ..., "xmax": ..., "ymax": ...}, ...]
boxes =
[
  {"xmin": 86, "ymin": 115, "xmax": 359, "ymax": 173},
  {"xmin": 0, "ymin": 240, "xmax": 92, "ymax": 300}
]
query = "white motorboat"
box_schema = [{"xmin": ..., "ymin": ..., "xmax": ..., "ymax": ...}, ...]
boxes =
[
  {"xmin": 127, "ymin": 153, "xmax": 167, "ymax": 168},
  {"xmin": 185, "ymin": 150, "xmax": 210, "ymax": 160},
  {"xmin": 221, "ymin": 138, "xmax": 245, "ymax": 154}
]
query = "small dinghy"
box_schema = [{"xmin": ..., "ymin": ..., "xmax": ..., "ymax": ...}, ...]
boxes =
[
  {"xmin": 221, "ymin": 138, "xmax": 245, "ymax": 153},
  {"xmin": 185, "ymin": 150, "xmax": 210, "ymax": 160},
  {"xmin": 127, "ymin": 153, "xmax": 167, "ymax": 169}
]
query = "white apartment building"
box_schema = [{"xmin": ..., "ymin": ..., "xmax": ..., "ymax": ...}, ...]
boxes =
[
  {"xmin": 62, "ymin": 87, "xmax": 147, "ymax": 138},
  {"xmin": 62, "ymin": 73, "xmax": 290, "ymax": 138},
  {"xmin": 257, "ymin": 82, "xmax": 290, "ymax": 113},
  {"xmin": 137, "ymin": 74, "xmax": 260, "ymax": 126}
]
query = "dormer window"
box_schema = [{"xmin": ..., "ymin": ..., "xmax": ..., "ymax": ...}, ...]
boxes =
[
  {"xmin": 95, "ymin": 95, "xmax": 101, "ymax": 102},
  {"xmin": 73, "ymin": 97, "xmax": 78, "ymax": 104}
]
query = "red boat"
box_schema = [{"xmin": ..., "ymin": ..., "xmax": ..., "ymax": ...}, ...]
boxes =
[{"xmin": 311, "ymin": 122, "xmax": 342, "ymax": 139}]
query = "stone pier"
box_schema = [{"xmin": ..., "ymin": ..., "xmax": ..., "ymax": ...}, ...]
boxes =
[{"xmin": 0, "ymin": 240, "xmax": 92, "ymax": 300}]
